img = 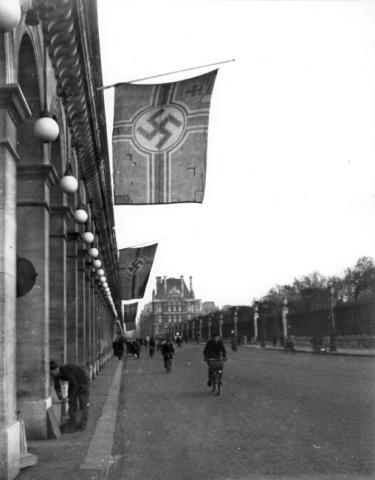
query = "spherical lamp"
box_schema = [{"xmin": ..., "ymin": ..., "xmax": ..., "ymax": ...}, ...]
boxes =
[
  {"xmin": 88, "ymin": 247, "xmax": 99, "ymax": 258},
  {"xmin": 97, "ymin": 269, "xmax": 105, "ymax": 276},
  {"xmin": 0, "ymin": 0, "xmax": 21, "ymax": 32},
  {"xmin": 100, "ymin": 276, "xmax": 107, "ymax": 283},
  {"xmin": 73, "ymin": 207, "xmax": 88, "ymax": 224},
  {"xmin": 82, "ymin": 231, "xmax": 94, "ymax": 244},
  {"xmin": 60, "ymin": 166, "xmax": 78, "ymax": 194},
  {"xmin": 33, "ymin": 111, "xmax": 59, "ymax": 143},
  {"xmin": 93, "ymin": 259, "xmax": 102, "ymax": 268}
]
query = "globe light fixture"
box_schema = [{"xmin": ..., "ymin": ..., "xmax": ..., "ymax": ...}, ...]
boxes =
[
  {"xmin": 82, "ymin": 231, "xmax": 94, "ymax": 244},
  {"xmin": 59, "ymin": 164, "xmax": 78, "ymax": 194},
  {"xmin": 97, "ymin": 269, "xmax": 105, "ymax": 276},
  {"xmin": 100, "ymin": 276, "xmax": 107, "ymax": 283},
  {"xmin": 34, "ymin": 39, "xmax": 59, "ymax": 142},
  {"xmin": 88, "ymin": 247, "xmax": 99, "ymax": 258},
  {"xmin": 73, "ymin": 206, "xmax": 88, "ymax": 224},
  {"xmin": 0, "ymin": 0, "xmax": 21, "ymax": 32},
  {"xmin": 93, "ymin": 259, "xmax": 101, "ymax": 268},
  {"xmin": 33, "ymin": 112, "xmax": 59, "ymax": 142}
]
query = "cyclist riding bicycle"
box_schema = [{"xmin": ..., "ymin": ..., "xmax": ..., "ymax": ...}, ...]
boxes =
[
  {"xmin": 161, "ymin": 337, "xmax": 175, "ymax": 370},
  {"xmin": 203, "ymin": 331, "xmax": 227, "ymax": 386}
]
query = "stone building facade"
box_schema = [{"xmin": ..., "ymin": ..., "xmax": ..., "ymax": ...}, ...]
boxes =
[
  {"xmin": 0, "ymin": 1, "xmax": 121, "ymax": 478},
  {"xmin": 151, "ymin": 276, "xmax": 201, "ymax": 338}
]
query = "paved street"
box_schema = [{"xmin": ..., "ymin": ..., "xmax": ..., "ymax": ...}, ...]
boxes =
[{"xmin": 108, "ymin": 344, "xmax": 375, "ymax": 480}]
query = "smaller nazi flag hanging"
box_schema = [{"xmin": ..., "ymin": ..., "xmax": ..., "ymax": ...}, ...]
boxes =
[
  {"xmin": 124, "ymin": 302, "xmax": 138, "ymax": 331},
  {"xmin": 118, "ymin": 243, "xmax": 158, "ymax": 300}
]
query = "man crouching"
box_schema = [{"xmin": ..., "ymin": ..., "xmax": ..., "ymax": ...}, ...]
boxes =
[{"xmin": 50, "ymin": 360, "xmax": 90, "ymax": 432}]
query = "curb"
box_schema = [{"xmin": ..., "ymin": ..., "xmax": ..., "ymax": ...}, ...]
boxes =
[{"xmin": 243, "ymin": 344, "xmax": 375, "ymax": 358}]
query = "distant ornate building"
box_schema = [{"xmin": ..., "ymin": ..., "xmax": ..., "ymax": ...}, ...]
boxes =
[
  {"xmin": 138, "ymin": 302, "xmax": 153, "ymax": 338},
  {"xmin": 152, "ymin": 276, "xmax": 201, "ymax": 337}
]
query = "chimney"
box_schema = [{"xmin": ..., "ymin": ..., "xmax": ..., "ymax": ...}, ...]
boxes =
[
  {"xmin": 163, "ymin": 276, "xmax": 167, "ymax": 292},
  {"xmin": 152, "ymin": 289, "xmax": 155, "ymax": 300},
  {"xmin": 189, "ymin": 276, "xmax": 194, "ymax": 298},
  {"xmin": 180, "ymin": 275, "xmax": 184, "ymax": 297},
  {"xmin": 156, "ymin": 276, "xmax": 161, "ymax": 294}
]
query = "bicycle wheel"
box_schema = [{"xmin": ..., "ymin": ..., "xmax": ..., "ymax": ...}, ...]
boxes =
[
  {"xmin": 211, "ymin": 371, "xmax": 217, "ymax": 393},
  {"xmin": 216, "ymin": 371, "xmax": 222, "ymax": 396}
]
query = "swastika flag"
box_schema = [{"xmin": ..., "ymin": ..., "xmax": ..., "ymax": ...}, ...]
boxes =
[
  {"xmin": 124, "ymin": 302, "xmax": 138, "ymax": 331},
  {"xmin": 118, "ymin": 244, "xmax": 158, "ymax": 300},
  {"xmin": 112, "ymin": 70, "xmax": 217, "ymax": 204}
]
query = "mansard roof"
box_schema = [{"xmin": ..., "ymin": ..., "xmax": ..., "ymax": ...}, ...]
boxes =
[{"xmin": 156, "ymin": 277, "xmax": 194, "ymax": 300}]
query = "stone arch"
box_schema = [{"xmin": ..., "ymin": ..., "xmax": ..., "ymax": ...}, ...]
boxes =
[{"xmin": 17, "ymin": 33, "xmax": 42, "ymax": 164}]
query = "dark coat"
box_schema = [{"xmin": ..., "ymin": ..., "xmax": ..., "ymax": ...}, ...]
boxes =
[
  {"xmin": 161, "ymin": 342, "xmax": 175, "ymax": 357},
  {"xmin": 54, "ymin": 364, "xmax": 90, "ymax": 398},
  {"xmin": 203, "ymin": 338, "xmax": 227, "ymax": 360}
]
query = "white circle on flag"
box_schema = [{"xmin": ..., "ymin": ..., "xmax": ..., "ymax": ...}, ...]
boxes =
[{"xmin": 133, "ymin": 105, "xmax": 186, "ymax": 153}]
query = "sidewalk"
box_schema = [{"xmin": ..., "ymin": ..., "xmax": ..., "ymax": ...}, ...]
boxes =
[
  {"xmin": 17, "ymin": 356, "xmax": 123, "ymax": 480},
  {"xmin": 244, "ymin": 343, "xmax": 375, "ymax": 357}
]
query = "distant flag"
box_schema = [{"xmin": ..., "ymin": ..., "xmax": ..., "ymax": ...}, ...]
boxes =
[
  {"xmin": 118, "ymin": 243, "xmax": 158, "ymax": 300},
  {"xmin": 112, "ymin": 70, "xmax": 218, "ymax": 204},
  {"xmin": 124, "ymin": 302, "xmax": 138, "ymax": 331}
]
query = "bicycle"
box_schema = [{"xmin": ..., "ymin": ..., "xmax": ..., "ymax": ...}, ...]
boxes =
[{"xmin": 206, "ymin": 358, "xmax": 224, "ymax": 395}]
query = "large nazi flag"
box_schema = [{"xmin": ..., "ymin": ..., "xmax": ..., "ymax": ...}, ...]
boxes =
[
  {"xmin": 112, "ymin": 70, "xmax": 217, "ymax": 204},
  {"xmin": 118, "ymin": 244, "xmax": 157, "ymax": 300}
]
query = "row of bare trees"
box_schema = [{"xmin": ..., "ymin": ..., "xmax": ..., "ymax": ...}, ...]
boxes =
[{"xmin": 259, "ymin": 256, "xmax": 375, "ymax": 313}]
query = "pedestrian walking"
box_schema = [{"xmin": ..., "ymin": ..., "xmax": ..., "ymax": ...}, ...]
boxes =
[
  {"xmin": 149, "ymin": 337, "xmax": 156, "ymax": 358},
  {"xmin": 50, "ymin": 360, "xmax": 90, "ymax": 432},
  {"xmin": 113, "ymin": 336, "xmax": 125, "ymax": 360}
]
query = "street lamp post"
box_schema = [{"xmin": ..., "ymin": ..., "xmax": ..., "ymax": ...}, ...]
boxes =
[
  {"xmin": 233, "ymin": 307, "xmax": 238, "ymax": 339},
  {"xmin": 219, "ymin": 313, "xmax": 223, "ymax": 338},
  {"xmin": 282, "ymin": 299, "xmax": 288, "ymax": 339},
  {"xmin": 253, "ymin": 305, "xmax": 259, "ymax": 343},
  {"xmin": 208, "ymin": 315, "xmax": 212, "ymax": 339},
  {"xmin": 329, "ymin": 285, "xmax": 337, "ymax": 352}
]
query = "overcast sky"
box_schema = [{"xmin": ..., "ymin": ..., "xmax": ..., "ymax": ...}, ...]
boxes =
[{"xmin": 98, "ymin": 0, "xmax": 375, "ymax": 313}]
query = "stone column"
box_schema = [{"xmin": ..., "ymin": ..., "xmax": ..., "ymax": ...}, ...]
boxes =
[
  {"xmin": 0, "ymin": 84, "xmax": 31, "ymax": 480},
  {"xmin": 84, "ymin": 259, "xmax": 91, "ymax": 372},
  {"xmin": 88, "ymin": 270, "xmax": 95, "ymax": 378},
  {"xmin": 17, "ymin": 163, "xmax": 58, "ymax": 440},
  {"xmin": 77, "ymin": 249, "xmax": 87, "ymax": 367},
  {"xmin": 49, "ymin": 207, "xmax": 70, "ymax": 365},
  {"xmin": 66, "ymin": 232, "xmax": 79, "ymax": 363}
]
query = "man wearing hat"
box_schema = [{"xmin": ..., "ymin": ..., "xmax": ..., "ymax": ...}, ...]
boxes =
[{"xmin": 50, "ymin": 360, "xmax": 90, "ymax": 432}]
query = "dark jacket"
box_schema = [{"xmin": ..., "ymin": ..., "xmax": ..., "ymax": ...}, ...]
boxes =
[
  {"xmin": 161, "ymin": 342, "xmax": 175, "ymax": 357},
  {"xmin": 54, "ymin": 364, "xmax": 90, "ymax": 397},
  {"xmin": 203, "ymin": 338, "xmax": 227, "ymax": 360}
]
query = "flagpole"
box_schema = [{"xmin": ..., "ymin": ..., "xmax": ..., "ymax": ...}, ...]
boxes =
[{"xmin": 97, "ymin": 58, "xmax": 235, "ymax": 91}]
